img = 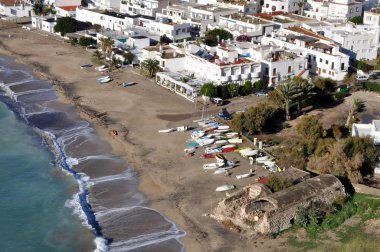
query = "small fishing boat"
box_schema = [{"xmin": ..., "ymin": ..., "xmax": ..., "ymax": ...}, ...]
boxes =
[
  {"xmin": 203, "ymin": 162, "xmax": 225, "ymax": 170},
  {"xmin": 240, "ymin": 150, "xmax": 258, "ymax": 157},
  {"xmin": 222, "ymin": 144, "xmax": 236, "ymax": 149},
  {"xmin": 228, "ymin": 138, "xmax": 243, "ymax": 144},
  {"xmin": 213, "ymin": 164, "xmax": 235, "ymax": 174},
  {"xmin": 186, "ymin": 142, "xmax": 199, "ymax": 147},
  {"xmin": 95, "ymin": 65, "xmax": 106, "ymax": 70},
  {"xmin": 122, "ymin": 82, "xmax": 136, "ymax": 87},
  {"xmin": 197, "ymin": 138, "xmax": 215, "ymax": 146},
  {"xmin": 191, "ymin": 130, "xmax": 205, "ymax": 139},
  {"xmin": 236, "ymin": 172, "xmax": 254, "ymax": 179},
  {"xmin": 184, "ymin": 147, "xmax": 196, "ymax": 152},
  {"xmin": 80, "ymin": 64, "xmax": 93, "ymax": 69},
  {"xmin": 226, "ymin": 132, "xmax": 238, "ymax": 137},
  {"xmin": 205, "ymin": 147, "xmax": 222, "ymax": 154},
  {"xmin": 215, "ymin": 153, "xmax": 226, "ymax": 163},
  {"xmin": 215, "ymin": 185, "xmax": 235, "ymax": 192},
  {"xmin": 214, "ymin": 129, "xmax": 229, "ymax": 133},
  {"xmin": 222, "ymin": 147, "xmax": 236, "ymax": 153},
  {"xmin": 201, "ymin": 153, "xmax": 216, "ymax": 159},
  {"xmin": 158, "ymin": 128, "xmax": 175, "ymax": 133},
  {"xmin": 97, "ymin": 76, "xmax": 112, "ymax": 83},
  {"xmin": 214, "ymin": 140, "xmax": 228, "ymax": 145},
  {"xmin": 218, "ymin": 125, "xmax": 230, "ymax": 130}
]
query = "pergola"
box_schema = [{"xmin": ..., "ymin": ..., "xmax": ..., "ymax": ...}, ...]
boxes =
[{"xmin": 156, "ymin": 72, "xmax": 202, "ymax": 102}]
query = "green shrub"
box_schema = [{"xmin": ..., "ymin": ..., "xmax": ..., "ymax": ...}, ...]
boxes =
[{"xmin": 364, "ymin": 82, "xmax": 380, "ymax": 93}]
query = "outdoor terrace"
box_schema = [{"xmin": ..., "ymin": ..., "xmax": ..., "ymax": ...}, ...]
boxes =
[{"xmin": 223, "ymin": 13, "xmax": 271, "ymax": 25}]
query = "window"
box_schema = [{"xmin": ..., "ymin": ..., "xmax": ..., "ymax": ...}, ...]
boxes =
[
  {"xmin": 350, "ymin": 9, "xmax": 353, "ymax": 13},
  {"xmin": 341, "ymin": 63, "xmax": 345, "ymax": 70},
  {"xmin": 325, "ymin": 60, "xmax": 328, "ymax": 64},
  {"xmin": 332, "ymin": 62, "xmax": 335, "ymax": 69},
  {"xmin": 320, "ymin": 58, "xmax": 322, "ymax": 63},
  {"xmin": 288, "ymin": 66, "xmax": 292, "ymax": 73},
  {"xmin": 282, "ymin": 6, "xmax": 284, "ymax": 10},
  {"xmin": 356, "ymin": 7, "xmax": 359, "ymax": 12},
  {"xmin": 299, "ymin": 64, "xmax": 303, "ymax": 70},
  {"xmin": 266, "ymin": 4, "xmax": 269, "ymax": 8},
  {"xmin": 322, "ymin": 69, "xmax": 326, "ymax": 73},
  {"xmin": 313, "ymin": 56, "xmax": 316, "ymax": 61},
  {"xmin": 273, "ymin": 68, "xmax": 277, "ymax": 75}
]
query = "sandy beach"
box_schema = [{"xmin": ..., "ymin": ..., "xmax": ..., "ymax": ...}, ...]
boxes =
[{"xmin": 0, "ymin": 25, "xmax": 288, "ymax": 251}]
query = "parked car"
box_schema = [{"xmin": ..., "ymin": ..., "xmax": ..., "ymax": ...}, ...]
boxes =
[
  {"xmin": 256, "ymin": 91, "xmax": 268, "ymax": 97},
  {"xmin": 356, "ymin": 75, "xmax": 369, "ymax": 81},
  {"xmin": 218, "ymin": 108, "xmax": 232, "ymax": 120},
  {"xmin": 212, "ymin": 98, "xmax": 224, "ymax": 106}
]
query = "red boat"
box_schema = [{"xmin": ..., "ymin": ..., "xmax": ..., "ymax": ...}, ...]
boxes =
[
  {"xmin": 200, "ymin": 153, "xmax": 216, "ymax": 159},
  {"xmin": 222, "ymin": 147, "xmax": 236, "ymax": 153}
]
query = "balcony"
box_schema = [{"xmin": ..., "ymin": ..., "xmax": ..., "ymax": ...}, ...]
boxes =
[
  {"xmin": 231, "ymin": 75, "xmax": 240, "ymax": 81},
  {"xmin": 241, "ymin": 73, "xmax": 250, "ymax": 79},
  {"xmin": 251, "ymin": 72, "xmax": 260, "ymax": 78},
  {"xmin": 221, "ymin": 76, "xmax": 231, "ymax": 82}
]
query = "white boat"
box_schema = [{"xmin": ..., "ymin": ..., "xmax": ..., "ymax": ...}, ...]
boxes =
[
  {"xmin": 215, "ymin": 153, "xmax": 226, "ymax": 163},
  {"xmin": 97, "ymin": 76, "xmax": 112, "ymax": 83},
  {"xmin": 226, "ymin": 132, "xmax": 239, "ymax": 137},
  {"xmin": 239, "ymin": 148, "xmax": 252, "ymax": 153},
  {"xmin": 203, "ymin": 162, "xmax": 225, "ymax": 170},
  {"xmin": 197, "ymin": 138, "xmax": 215, "ymax": 146},
  {"xmin": 214, "ymin": 140, "xmax": 228, "ymax": 145},
  {"xmin": 176, "ymin": 125, "xmax": 188, "ymax": 132},
  {"xmin": 240, "ymin": 150, "xmax": 258, "ymax": 157},
  {"xmin": 121, "ymin": 82, "xmax": 136, "ymax": 87},
  {"xmin": 218, "ymin": 125, "xmax": 230, "ymax": 130},
  {"xmin": 191, "ymin": 131, "xmax": 205, "ymax": 139},
  {"xmin": 214, "ymin": 165, "xmax": 235, "ymax": 174},
  {"xmin": 214, "ymin": 129, "xmax": 229, "ymax": 133},
  {"xmin": 228, "ymin": 138, "xmax": 243, "ymax": 144},
  {"xmin": 184, "ymin": 147, "xmax": 196, "ymax": 152},
  {"xmin": 222, "ymin": 144, "xmax": 236, "ymax": 149},
  {"xmin": 215, "ymin": 185, "xmax": 235, "ymax": 192},
  {"xmin": 236, "ymin": 169, "xmax": 254, "ymax": 179},
  {"xmin": 256, "ymin": 156, "xmax": 270, "ymax": 161},
  {"xmin": 95, "ymin": 65, "xmax": 106, "ymax": 70},
  {"xmin": 158, "ymin": 128, "xmax": 175, "ymax": 133},
  {"xmin": 205, "ymin": 148, "xmax": 222, "ymax": 154}
]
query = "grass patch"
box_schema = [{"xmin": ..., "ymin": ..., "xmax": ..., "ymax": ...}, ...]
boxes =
[
  {"xmin": 364, "ymin": 82, "xmax": 380, "ymax": 93},
  {"xmin": 288, "ymin": 194, "xmax": 380, "ymax": 251}
]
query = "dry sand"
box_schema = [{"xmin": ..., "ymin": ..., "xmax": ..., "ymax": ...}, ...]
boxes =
[{"xmin": 0, "ymin": 25, "xmax": 290, "ymax": 251}]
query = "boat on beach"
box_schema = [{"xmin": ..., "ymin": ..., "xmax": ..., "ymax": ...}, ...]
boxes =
[
  {"xmin": 228, "ymin": 138, "xmax": 243, "ymax": 144},
  {"xmin": 215, "ymin": 153, "xmax": 226, "ymax": 163},
  {"xmin": 215, "ymin": 185, "xmax": 235, "ymax": 192},
  {"xmin": 201, "ymin": 153, "xmax": 216, "ymax": 159},
  {"xmin": 80, "ymin": 64, "xmax": 92, "ymax": 69},
  {"xmin": 97, "ymin": 76, "xmax": 112, "ymax": 83},
  {"xmin": 158, "ymin": 128, "xmax": 175, "ymax": 133},
  {"xmin": 236, "ymin": 169, "xmax": 254, "ymax": 179},
  {"xmin": 197, "ymin": 138, "xmax": 215, "ymax": 146},
  {"xmin": 186, "ymin": 142, "xmax": 199, "ymax": 147},
  {"xmin": 205, "ymin": 147, "xmax": 222, "ymax": 154},
  {"xmin": 121, "ymin": 82, "xmax": 136, "ymax": 87}
]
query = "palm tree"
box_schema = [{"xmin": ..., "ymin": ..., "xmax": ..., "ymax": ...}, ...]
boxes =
[
  {"xmin": 296, "ymin": 0, "xmax": 305, "ymax": 16},
  {"xmin": 293, "ymin": 77, "xmax": 314, "ymax": 114},
  {"xmin": 274, "ymin": 78, "xmax": 298, "ymax": 120},
  {"xmin": 99, "ymin": 37, "xmax": 114, "ymax": 60},
  {"xmin": 140, "ymin": 59, "xmax": 159, "ymax": 78}
]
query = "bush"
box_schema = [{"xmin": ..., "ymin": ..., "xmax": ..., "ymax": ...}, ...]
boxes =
[
  {"xmin": 54, "ymin": 17, "xmax": 77, "ymax": 36},
  {"xmin": 78, "ymin": 37, "xmax": 95, "ymax": 47},
  {"xmin": 356, "ymin": 60, "xmax": 372, "ymax": 73},
  {"xmin": 334, "ymin": 91, "xmax": 347, "ymax": 101},
  {"xmin": 350, "ymin": 16, "xmax": 363, "ymax": 25},
  {"xmin": 240, "ymin": 80, "xmax": 253, "ymax": 95},
  {"xmin": 296, "ymin": 115, "xmax": 323, "ymax": 141},
  {"xmin": 267, "ymin": 174, "xmax": 292, "ymax": 192},
  {"xmin": 204, "ymin": 28, "xmax": 233, "ymax": 46},
  {"xmin": 253, "ymin": 79, "xmax": 267, "ymax": 91},
  {"xmin": 200, "ymin": 83, "xmax": 217, "ymax": 97},
  {"xmin": 70, "ymin": 37, "xmax": 78, "ymax": 46},
  {"xmin": 364, "ymin": 82, "xmax": 380, "ymax": 93}
]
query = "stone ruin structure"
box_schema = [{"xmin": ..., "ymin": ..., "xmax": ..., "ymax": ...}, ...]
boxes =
[{"xmin": 212, "ymin": 174, "xmax": 346, "ymax": 234}]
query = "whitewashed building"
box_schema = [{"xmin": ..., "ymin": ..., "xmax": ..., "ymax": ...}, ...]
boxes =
[
  {"xmin": 31, "ymin": 16, "xmax": 56, "ymax": 33},
  {"xmin": 364, "ymin": 9, "xmax": 380, "ymax": 26},
  {"xmin": 217, "ymin": 0, "xmax": 261, "ymax": 14},
  {"xmin": 0, "ymin": 0, "xmax": 32, "ymax": 17},
  {"xmin": 91, "ymin": 0, "xmax": 121, "ymax": 10},
  {"xmin": 262, "ymin": 0, "xmax": 301, "ymax": 14},
  {"xmin": 352, "ymin": 120, "xmax": 380, "ymax": 145},
  {"xmin": 323, "ymin": 24, "xmax": 379, "ymax": 60},
  {"xmin": 262, "ymin": 27, "xmax": 350, "ymax": 81},
  {"xmin": 139, "ymin": 16, "xmax": 192, "ymax": 41},
  {"xmin": 76, "ymin": 8, "xmax": 133, "ymax": 31},
  {"xmin": 305, "ymin": 0, "xmax": 362, "ymax": 21},
  {"xmin": 120, "ymin": 0, "xmax": 158, "ymax": 17},
  {"xmin": 55, "ymin": 5, "xmax": 78, "ymax": 17}
]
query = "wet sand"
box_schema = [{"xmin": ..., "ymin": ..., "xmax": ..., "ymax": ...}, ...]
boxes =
[{"xmin": 0, "ymin": 25, "xmax": 288, "ymax": 251}]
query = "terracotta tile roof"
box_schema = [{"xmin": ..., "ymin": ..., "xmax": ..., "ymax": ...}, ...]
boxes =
[
  {"xmin": 286, "ymin": 26, "xmax": 332, "ymax": 41},
  {"xmin": 57, "ymin": 5, "xmax": 79, "ymax": 12},
  {"xmin": 0, "ymin": 0, "xmax": 18, "ymax": 6}
]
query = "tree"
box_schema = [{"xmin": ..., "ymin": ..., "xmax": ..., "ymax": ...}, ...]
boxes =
[
  {"xmin": 267, "ymin": 174, "xmax": 292, "ymax": 192},
  {"xmin": 54, "ymin": 17, "xmax": 77, "ymax": 36},
  {"xmin": 356, "ymin": 60, "xmax": 372, "ymax": 73},
  {"xmin": 274, "ymin": 139, "xmax": 308, "ymax": 170},
  {"xmin": 241, "ymin": 80, "xmax": 253, "ymax": 95},
  {"xmin": 293, "ymin": 77, "xmax": 314, "ymax": 113},
  {"xmin": 160, "ymin": 34, "xmax": 171, "ymax": 44},
  {"xmin": 296, "ymin": 0, "xmax": 306, "ymax": 15},
  {"xmin": 70, "ymin": 37, "xmax": 78, "ymax": 46},
  {"xmin": 314, "ymin": 77, "xmax": 337, "ymax": 92},
  {"xmin": 140, "ymin": 58, "xmax": 159, "ymax": 78},
  {"xmin": 253, "ymin": 79, "xmax": 267, "ymax": 91},
  {"xmin": 200, "ymin": 83, "xmax": 217, "ymax": 97},
  {"xmin": 230, "ymin": 112, "xmax": 244, "ymax": 134},
  {"xmin": 243, "ymin": 103, "xmax": 277, "ymax": 134},
  {"xmin": 204, "ymin": 28, "xmax": 233, "ymax": 46},
  {"xmin": 92, "ymin": 50, "xmax": 102, "ymax": 60},
  {"xmin": 350, "ymin": 16, "xmax": 363, "ymax": 25},
  {"xmin": 78, "ymin": 37, "xmax": 95, "ymax": 47},
  {"xmin": 344, "ymin": 136, "xmax": 377, "ymax": 176},
  {"xmin": 272, "ymin": 78, "xmax": 298, "ymax": 120},
  {"xmin": 296, "ymin": 115, "xmax": 323, "ymax": 141},
  {"xmin": 227, "ymin": 83, "xmax": 239, "ymax": 97},
  {"xmin": 99, "ymin": 37, "xmax": 114, "ymax": 56},
  {"xmin": 123, "ymin": 51, "xmax": 134, "ymax": 64}
]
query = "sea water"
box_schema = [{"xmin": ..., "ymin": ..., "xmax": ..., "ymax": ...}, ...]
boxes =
[
  {"xmin": 0, "ymin": 56, "xmax": 185, "ymax": 251},
  {"xmin": 0, "ymin": 101, "xmax": 95, "ymax": 251}
]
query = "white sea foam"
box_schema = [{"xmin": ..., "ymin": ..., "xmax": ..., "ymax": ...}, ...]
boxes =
[
  {"xmin": 89, "ymin": 170, "xmax": 135, "ymax": 184},
  {"xmin": 94, "ymin": 237, "xmax": 108, "ymax": 252},
  {"xmin": 65, "ymin": 193, "xmax": 91, "ymax": 227}
]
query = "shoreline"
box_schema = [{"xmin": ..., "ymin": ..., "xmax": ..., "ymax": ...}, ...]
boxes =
[{"xmin": 0, "ymin": 26, "xmax": 287, "ymax": 251}]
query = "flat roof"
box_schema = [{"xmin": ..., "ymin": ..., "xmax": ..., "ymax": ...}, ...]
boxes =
[
  {"xmin": 193, "ymin": 5, "xmax": 235, "ymax": 12},
  {"xmin": 311, "ymin": 42, "xmax": 333, "ymax": 50},
  {"xmin": 222, "ymin": 13, "xmax": 271, "ymax": 25}
]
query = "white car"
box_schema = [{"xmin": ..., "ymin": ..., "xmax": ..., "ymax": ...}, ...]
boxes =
[{"xmin": 356, "ymin": 75, "xmax": 369, "ymax": 81}]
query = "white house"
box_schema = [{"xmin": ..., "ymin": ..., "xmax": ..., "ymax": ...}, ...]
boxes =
[
  {"xmin": 91, "ymin": 0, "xmax": 121, "ymax": 10},
  {"xmin": 364, "ymin": 9, "xmax": 380, "ymax": 26},
  {"xmin": 215, "ymin": 14, "xmax": 277, "ymax": 40},
  {"xmin": 352, "ymin": 120, "xmax": 380, "ymax": 145},
  {"xmin": 305, "ymin": 0, "xmax": 362, "ymax": 21},
  {"xmin": 262, "ymin": 0, "xmax": 301, "ymax": 14},
  {"xmin": 139, "ymin": 44, "xmax": 186, "ymax": 71},
  {"xmin": 139, "ymin": 16, "xmax": 192, "ymax": 41},
  {"xmin": 262, "ymin": 27, "xmax": 350, "ymax": 81},
  {"xmin": 322, "ymin": 24, "xmax": 379, "ymax": 60},
  {"xmin": 120, "ymin": 0, "xmax": 158, "ymax": 17},
  {"xmin": 55, "ymin": 5, "xmax": 78, "ymax": 17},
  {"xmin": 76, "ymin": 7, "xmax": 131, "ymax": 31},
  {"xmin": 31, "ymin": 16, "xmax": 56, "ymax": 33},
  {"xmin": 217, "ymin": 0, "xmax": 261, "ymax": 14},
  {"xmin": 0, "ymin": 0, "xmax": 32, "ymax": 17}
]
